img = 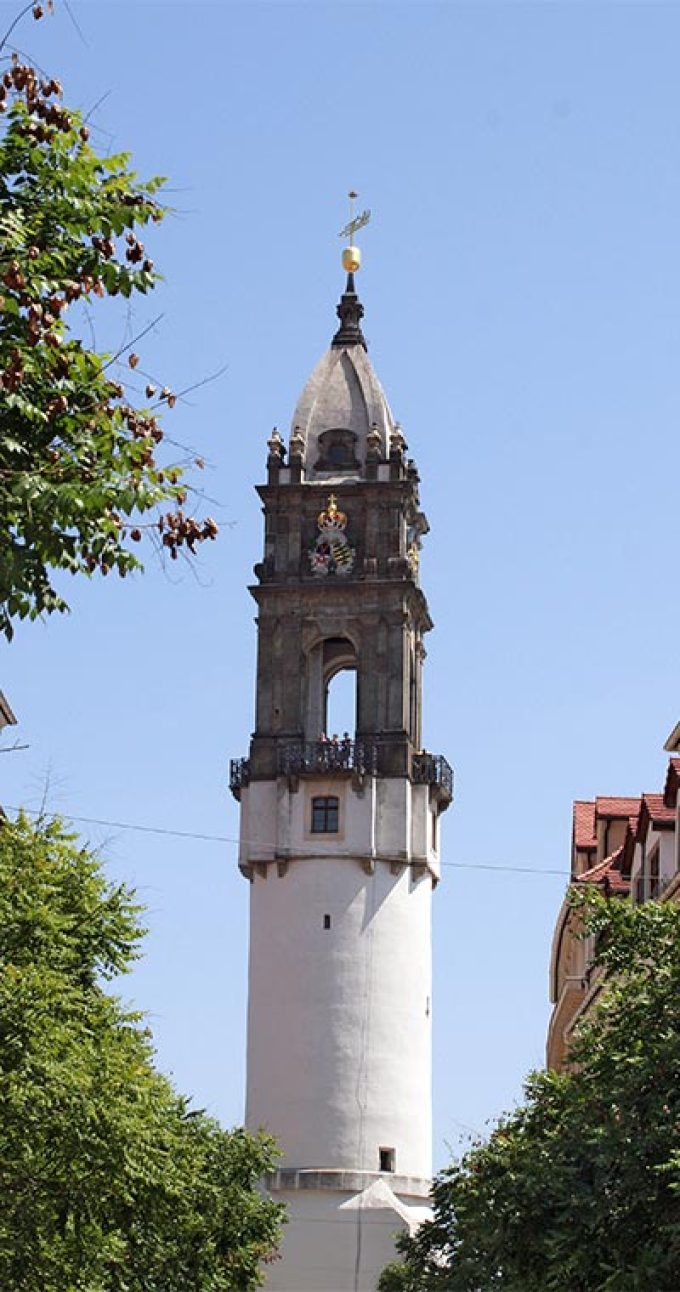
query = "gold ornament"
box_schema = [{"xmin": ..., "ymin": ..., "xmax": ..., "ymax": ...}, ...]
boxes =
[
  {"xmin": 337, "ymin": 190, "xmax": 370, "ymax": 274},
  {"xmin": 317, "ymin": 493, "xmax": 347, "ymax": 529}
]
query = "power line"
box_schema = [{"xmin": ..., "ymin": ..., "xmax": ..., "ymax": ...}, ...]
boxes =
[
  {"xmin": 4, "ymin": 806, "xmax": 234, "ymax": 845},
  {"xmin": 2, "ymin": 805, "xmax": 569, "ymax": 878}
]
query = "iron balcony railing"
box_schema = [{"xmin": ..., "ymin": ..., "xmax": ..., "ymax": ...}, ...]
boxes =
[
  {"xmin": 229, "ymin": 757, "xmax": 250, "ymax": 799},
  {"xmin": 412, "ymin": 752, "xmax": 454, "ymax": 800},
  {"xmin": 229, "ymin": 741, "xmax": 453, "ymax": 802},
  {"xmin": 278, "ymin": 739, "xmax": 378, "ymax": 777}
]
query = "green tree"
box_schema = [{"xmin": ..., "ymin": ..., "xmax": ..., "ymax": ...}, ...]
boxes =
[
  {"xmin": 380, "ymin": 889, "xmax": 680, "ymax": 1292},
  {"xmin": 0, "ymin": 15, "xmax": 217, "ymax": 641},
  {"xmin": 0, "ymin": 813, "xmax": 284, "ymax": 1291}
]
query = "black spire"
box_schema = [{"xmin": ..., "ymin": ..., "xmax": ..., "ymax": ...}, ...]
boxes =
[{"xmin": 331, "ymin": 272, "xmax": 367, "ymax": 350}]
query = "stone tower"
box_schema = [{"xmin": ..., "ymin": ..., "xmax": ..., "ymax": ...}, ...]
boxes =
[{"xmin": 230, "ymin": 260, "xmax": 453, "ymax": 1291}]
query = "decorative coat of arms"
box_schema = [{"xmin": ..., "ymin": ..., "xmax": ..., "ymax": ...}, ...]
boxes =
[{"xmin": 309, "ymin": 495, "xmax": 355, "ymax": 577}]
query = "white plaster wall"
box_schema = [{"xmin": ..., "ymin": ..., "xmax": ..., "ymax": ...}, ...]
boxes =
[
  {"xmin": 375, "ymin": 779, "xmax": 409, "ymax": 860},
  {"xmin": 238, "ymin": 780, "xmax": 278, "ymax": 867},
  {"xmin": 241, "ymin": 776, "xmax": 439, "ymax": 875},
  {"xmin": 263, "ymin": 1187, "xmax": 417, "ymax": 1292},
  {"xmin": 245, "ymin": 846, "xmax": 432, "ymax": 1179}
]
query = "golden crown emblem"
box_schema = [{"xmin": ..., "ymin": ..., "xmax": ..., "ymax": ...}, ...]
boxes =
[{"xmin": 317, "ymin": 494, "xmax": 347, "ymax": 530}]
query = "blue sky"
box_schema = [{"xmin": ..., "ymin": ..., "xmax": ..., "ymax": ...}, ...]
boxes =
[{"xmin": 2, "ymin": 0, "xmax": 679, "ymax": 1166}]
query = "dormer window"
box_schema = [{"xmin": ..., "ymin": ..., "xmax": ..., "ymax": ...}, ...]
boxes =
[
  {"xmin": 329, "ymin": 441, "xmax": 351, "ymax": 466},
  {"xmin": 314, "ymin": 428, "xmax": 359, "ymax": 473}
]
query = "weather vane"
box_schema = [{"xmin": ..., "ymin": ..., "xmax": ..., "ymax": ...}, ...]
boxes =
[{"xmin": 338, "ymin": 190, "xmax": 370, "ymax": 273}]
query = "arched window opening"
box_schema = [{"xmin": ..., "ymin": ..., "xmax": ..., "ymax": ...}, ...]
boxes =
[
  {"xmin": 321, "ymin": 637, "xmax": 357, "ymax": 738},
  {"xmin": 304, "ymin": 636, "xmax": 358, "ymax": 742},
  {"xmin": 314, "ymin": 428, "xmax": 359, "ymax": 472},
  {"xmin": 325, "ymin": 667, "xmax": 357, "ymax": 739}
]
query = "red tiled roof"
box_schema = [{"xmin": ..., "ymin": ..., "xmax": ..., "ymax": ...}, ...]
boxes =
[
  {"xmin": 595, "ymin": 796, "xmax": 641, "ymax": 818},
  {"xmin": 577, "ymin": 847, "xmax": 630, "ymax": 895},
  {"xmin": 642, "ymin": 792, "xmax": 675, "ymax": 823},
  {"xmin": 636, "ymin": 792, "xmax": 676, "ymax": 841},
  {"xmin": 573, "ymin": 800, "xmax": 596, "ymax": 850}
]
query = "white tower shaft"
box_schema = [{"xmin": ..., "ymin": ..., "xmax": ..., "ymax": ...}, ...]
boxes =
[{"xmin": 243, "ymin": 779, "xmax": 435, "ymax": 1181}]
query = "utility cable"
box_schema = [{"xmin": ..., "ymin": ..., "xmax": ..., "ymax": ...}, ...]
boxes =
[{"xmin": 2, "ymin": 805, "xmax": 570, "ymax": 878}]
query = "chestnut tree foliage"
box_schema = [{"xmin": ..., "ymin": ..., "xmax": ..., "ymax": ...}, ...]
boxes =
[
  {"xmin": 0, "ymin": 814, "xmax": 284, "ymax": 1291},
  {"xmin": 380, "ymin": 890, "xmax": 680, "ymax": 1292},
  {"xmin": 0, "ymin": 37, "xmax": 217, "ymax": 641}
]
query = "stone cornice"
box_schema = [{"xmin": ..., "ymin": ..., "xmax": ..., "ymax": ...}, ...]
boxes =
[{"xmin": 265, "ymin": 1168, "xmax": 432, "ymax": 1200}]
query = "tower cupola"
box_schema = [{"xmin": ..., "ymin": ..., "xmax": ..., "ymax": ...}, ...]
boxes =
[{"xmin": 287, "ymin": 275, "xmax": 395, "ymax": 478}]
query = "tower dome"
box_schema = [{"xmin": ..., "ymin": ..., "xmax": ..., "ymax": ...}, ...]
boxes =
[{"xmin": 289, "ymin": 273, "xmax": 396, "ymax": 478}]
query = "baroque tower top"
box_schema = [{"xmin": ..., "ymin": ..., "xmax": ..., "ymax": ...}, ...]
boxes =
[{"xmin": 234, "ymin": 220, "xmax": 451, "ymax": 817}]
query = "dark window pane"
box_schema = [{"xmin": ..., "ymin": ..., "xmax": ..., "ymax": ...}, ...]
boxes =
[
  {"xmin": 311, "ymin": 800, "xmax": 325, "ymax": 831},
  {"xmin": 311, "ymin": 795, "xmax": 339, "ymax": 833}
]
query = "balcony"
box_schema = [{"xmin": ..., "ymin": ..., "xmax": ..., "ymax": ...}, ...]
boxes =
[
  {"xmin": 278, "ymin": 739, "xmax": 378, "ymax": 777},
  {"xmin": 229, "ymin": 757, "xmax": 250, "ymax": 800},
  {"xmin": 412, "ymin": 752, "xmax": 454, "ymax": 802},
  {"xmin": 229, "ymin": 741, "xmax": 453, "ymax": 804}
]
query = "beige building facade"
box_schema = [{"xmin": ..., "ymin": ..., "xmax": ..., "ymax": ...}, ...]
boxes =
[{"xmin": 547, "ymin": 734, "xmax": 680, "ymax": 1072}]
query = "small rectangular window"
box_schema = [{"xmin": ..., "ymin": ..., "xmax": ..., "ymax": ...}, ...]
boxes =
[
  {"xmin": 311, "ymin": 795, "xmax": 339, "ymax": 833},
  {"xmin": 379, "ymin": 1147, "xmax": 395, "ymax": 1173},
  {"xmin": 323, "ymin": 914, "xmax": 331, "ymax": 929},
  {"xmin": 649, "ymin": 845, "xmax": 660, "ymax": 899}
]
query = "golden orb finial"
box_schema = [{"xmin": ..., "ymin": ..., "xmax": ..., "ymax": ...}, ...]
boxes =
[
  {"xmin": 337, "ymin": 190, "xmax": 371, "ymax": 274},
  {"xmin": 342, "ymin": 245, "xmax": 361, "ymax": 273}
]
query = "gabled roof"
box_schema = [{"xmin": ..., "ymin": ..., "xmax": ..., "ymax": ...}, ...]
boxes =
[
  {"xmin": 594, "ymin": 796, "xmax": 641, "ymax": 819},
  {"xmin": 576, "ymin": 846, "xmax": 630, "ymax": 895},
  {"xmin": 636, "ymin": 792, "xmax": 676, "ymax": 842}
]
